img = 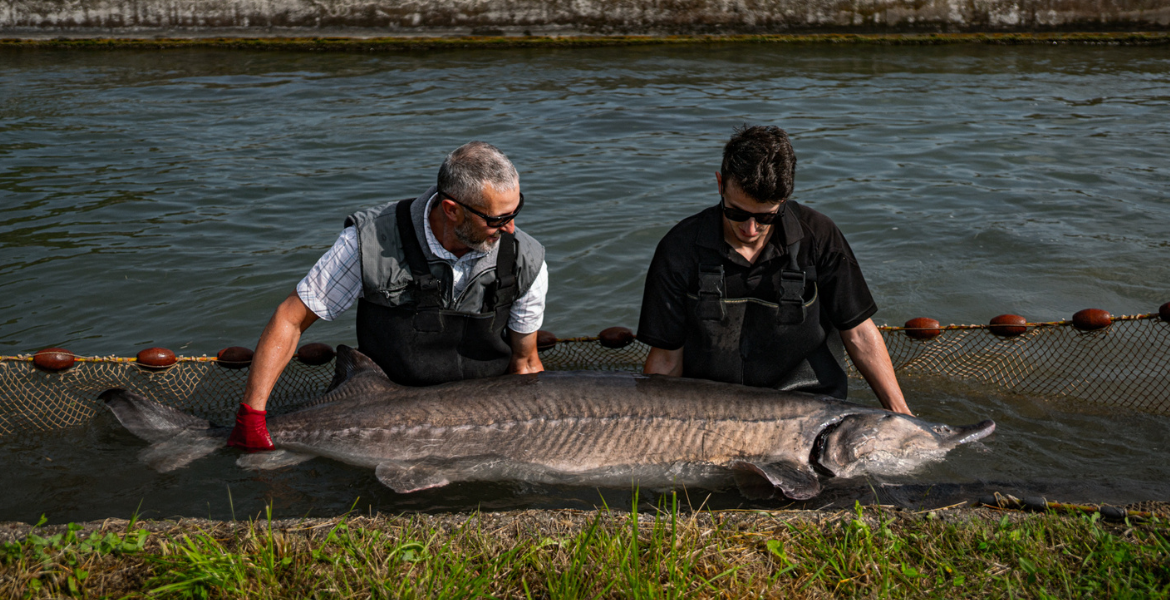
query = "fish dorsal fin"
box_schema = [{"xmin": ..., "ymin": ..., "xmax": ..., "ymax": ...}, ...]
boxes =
[
  {"xmin": 325, "ymin": 345, "xmax": 398, "ymax": 393},
  {"xmin": 730, "ymin": 460, "xmax": 822, "ymax": 501}
]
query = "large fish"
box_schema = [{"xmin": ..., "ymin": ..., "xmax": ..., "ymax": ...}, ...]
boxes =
[{"xmin": 101, "ymin": 346, "xmax": 994, "ymax": 500}]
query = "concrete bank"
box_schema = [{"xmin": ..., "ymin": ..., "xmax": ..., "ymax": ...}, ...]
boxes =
[{"xmin": 3, "ymin": 0, "xmax": 1170, "ymax": 37}]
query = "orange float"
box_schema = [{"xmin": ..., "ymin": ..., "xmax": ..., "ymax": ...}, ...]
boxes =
[
  {"xmin": 1072, "ymin": 308, "xmax": 1111, "ymax": 331},
  {"xmin": 536, "ymin": 330, "xmax": 557, "ymax": 351},
  {"xmin": 216, "ymin": 346, "xmax": 254, "ymax": 369},
  {"xmin": 903, "ymin": 317, "xmax": 941, "ymax": 340},
  {"xmin": 137, "ymin": 347, "xmax": 177, "ymax": 370},
  {"xmin": 297, "ymin": 343, "xmax": 335, "ymax": 365},
  {"xmin": 598, "ymin": 326, "xmax": 635, "ymax": 349},
  {"xmin": 988, "ymin": 314, "xmax": 1028, "ymax": 337},
  {"xmin": 33, "ymin": 348, "xmax": 75, "ymax": 372}
]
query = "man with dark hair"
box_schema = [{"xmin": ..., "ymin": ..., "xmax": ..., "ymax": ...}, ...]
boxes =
[
  {"xmin": 637, "ymin": 126, "xmax": 911, "ymax": 414},
  {"xmin": 228, "ymin": 141, "xmax": 549, "ymax": 450}
]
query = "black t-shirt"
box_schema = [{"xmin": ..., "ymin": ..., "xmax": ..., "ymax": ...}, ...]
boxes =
[{"xmin": 637, "ymin": 202, "xmax": 877, "ymax": 351}]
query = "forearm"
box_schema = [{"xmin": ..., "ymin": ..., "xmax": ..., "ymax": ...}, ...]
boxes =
[
  {"xmin": 839, "ymin": 319, "xmax": 912, "ymax": 416},
  {"xmin": 508, "ymin": 329, "xmax": 545, "ymax": 374},
  {"xmin": 643, "ymin": 346, "xmax": 684, "ymax": 377},
  {"xmin": 242, "ymin": 292, "xmax": 319, "ymax": 411}
]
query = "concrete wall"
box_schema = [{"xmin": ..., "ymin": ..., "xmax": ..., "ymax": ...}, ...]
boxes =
[{"xmin": 4, "ymin": 0, "xmax": 1170, "ymax": 34}]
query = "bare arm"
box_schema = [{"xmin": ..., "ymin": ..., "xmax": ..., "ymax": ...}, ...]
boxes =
[
  {"xmin": 839, "ymin": 318, "xmax": 912, "ymax": 416},
  {"xmin": 242, "ymin": 292, "xmax": 319, "ymax": 411},
  {"xmin": 508, "ymin": 329, "xmax": 545, "ymax": 374},
  {"xmin": 643, "ymin": 346, "xmax": 684, "ymax": 377}
]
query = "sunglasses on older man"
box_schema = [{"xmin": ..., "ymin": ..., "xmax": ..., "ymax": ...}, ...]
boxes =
[
  {"xmin": 439, "ymin": 190, "xmax": 525, "ymax": 228},
  {"xmin": 720, "ymin": 196, "xmax": 784, "ymax": 225}
]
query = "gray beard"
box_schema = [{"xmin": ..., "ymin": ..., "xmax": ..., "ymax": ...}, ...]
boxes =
[{"xmin": 454, "ymin": 218, "xmax": 499, "ymax": 254}]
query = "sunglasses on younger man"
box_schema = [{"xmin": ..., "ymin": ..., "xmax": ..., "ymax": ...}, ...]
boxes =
[
  {"xmin": 439, "ymin": 190, "xmax": 525, "ymax": 228},
  {"xmin": 720, "ymin": 196, "xmax": 784, "ymax": 225}
]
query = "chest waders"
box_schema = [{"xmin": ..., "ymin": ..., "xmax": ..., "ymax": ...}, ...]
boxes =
[
  {"xmin": 682, "ymin": 238, "xmax": 849, "ymax": 399},
  {"xmin": 355, "ymin": 199, "xmax": 518, "ymax": 386}
]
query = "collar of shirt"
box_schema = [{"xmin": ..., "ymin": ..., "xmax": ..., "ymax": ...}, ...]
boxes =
[{"xmin": 422, "ymin": 193, "xmax": 488, "ymax": 267}]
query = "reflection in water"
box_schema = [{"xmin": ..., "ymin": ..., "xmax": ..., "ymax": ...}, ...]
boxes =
[{"xmin": 1, "ymin": 45, "xmax": 1168, "ymax": 522}]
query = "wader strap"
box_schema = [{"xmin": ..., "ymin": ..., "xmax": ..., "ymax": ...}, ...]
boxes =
[
  {"xmin": 395, "ymin": 199, "xmax": 444, "ymax": 333},
  {"xmin": 696, "ymin": 264, "xmax": 726, "ymax": 321},
  {"xmin": 778, "ymin": 240, "xmax": 806, "ymax": 323},
  {"xmin": 486, "ymin": 231, "xmax": 518, "ymax": 311}
]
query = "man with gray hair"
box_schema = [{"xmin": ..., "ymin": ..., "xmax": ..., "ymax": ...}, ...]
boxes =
[{"xmin": 227, "ymin": 142, "xmax": 547, "ymax": 451}]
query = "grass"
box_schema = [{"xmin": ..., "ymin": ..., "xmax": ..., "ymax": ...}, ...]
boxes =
[
  {"xmin": 1, "ymin": 495, "xmax": 1168, "ymax": 598},
  {"xmin": 1, "ymin": 32, "xmax": 1169, "ymax": 51}
]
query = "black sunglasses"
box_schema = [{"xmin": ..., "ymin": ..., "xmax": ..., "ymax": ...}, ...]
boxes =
[
  {"xmin": 439, "ymin": 190, "xmax": 524, "ymax": 228},
  {"xmin": 720, "ymin": 196, "xmax": 784, "ymax": 225}
]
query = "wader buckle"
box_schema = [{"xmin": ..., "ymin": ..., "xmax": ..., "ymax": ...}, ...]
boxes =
[
  {"xmin": 412, "ymin": 278, "xmax": 444, "ymax": 332},
  {"xmin": 778, "ymin": 270, "xmax": 806, "ymax": 324},
  {"xmin": 697, "ymin": 264, "xmax": 726, "ymax": 322}
]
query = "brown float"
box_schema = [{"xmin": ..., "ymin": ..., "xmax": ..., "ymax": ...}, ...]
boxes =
[
  {"xmin": 32, "ymin": 348, "xmax": 75, "ymax": 372},
  {"xmin": 136, "ymin": 347, "xmax": 177, "ymax": 370},
  {"xmin": 903, "ymin": 317, "xmax": 941, "ymax": 340},
  {"xmin": 988, "ymin": 314, "xmax": 1028, "ymax": 337},
  {"xmin": 1072, "ymin": 308, "xmax": 1112, "ymax": 331},
  {"xmin": 216, "ymin": 346, "xmax": 254, "ymax": 369},
  {"xmin": 1159, "ymin": 301, "xmax": 1170, "ymax": 322},
  {"xmin": 297, "ymin": 343, "xmax": 335, "ymax": 365},
  {"xmin": 598, "ymin": 326, "xmax": 635, "ymax": 348},
  {"xmin": 536, "ymin": 330, "xmax": 557, "ymax": 351}
]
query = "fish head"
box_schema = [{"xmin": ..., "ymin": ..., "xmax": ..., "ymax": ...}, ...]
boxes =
[{"xmin": 813, "ymin": 412, "xmax": 995, "ymax": 479}]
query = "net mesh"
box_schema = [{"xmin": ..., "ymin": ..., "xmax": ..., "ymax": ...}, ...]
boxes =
[{"xmin": 2, "ymin": 313, "xmax": 1168, "ymax": 436}]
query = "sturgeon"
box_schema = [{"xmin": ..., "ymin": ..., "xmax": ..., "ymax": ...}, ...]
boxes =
[{"xmin": 101, "ymin": 346, "xmax": 995, "ymax": 500}]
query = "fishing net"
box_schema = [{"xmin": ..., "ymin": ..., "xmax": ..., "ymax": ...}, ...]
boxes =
[{"xmin": 1, "ymin": 311, "xmax": 1168, "ymax": 436}]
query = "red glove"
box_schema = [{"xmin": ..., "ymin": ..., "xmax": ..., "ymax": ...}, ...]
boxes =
[{"xmin": 226, "ymin": 403, "xmax": 274, "ymax": 451}]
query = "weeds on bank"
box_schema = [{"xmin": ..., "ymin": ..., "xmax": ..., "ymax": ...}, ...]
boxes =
[{"xmin": 2, "ymin": 497, "xmax": 1168, "ymax": 599}]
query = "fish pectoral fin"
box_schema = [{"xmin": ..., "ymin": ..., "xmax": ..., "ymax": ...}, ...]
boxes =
[
  {"xmin": 375, "ymin": 463, "xmax": 452, "ymax": 494},
  {"xmin": 730, "ymin": 460, "xmax": 821, "ymax": 501},
  {"xmin": 236, "ymin": 450, "xmax": 316, "ymax": 471}
]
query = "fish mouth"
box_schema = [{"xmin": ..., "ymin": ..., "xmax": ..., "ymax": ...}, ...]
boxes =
[
  {"xmin": 951, "ymin": 420, "xmax": 996, "ymax": 445},
  {"xmin": 809, "ymin": 419, "xmax": 844, "ymax": 478}
]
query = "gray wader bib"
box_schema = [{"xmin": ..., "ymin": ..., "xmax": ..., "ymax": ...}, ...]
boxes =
[{"xmin": 355, "ymin": 199, "xmax": 518, "ymax": 386}]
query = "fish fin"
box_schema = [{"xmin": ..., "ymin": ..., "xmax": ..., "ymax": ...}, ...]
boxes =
[
  {"xmin": 730, "ymin": 460, "xmax": 822, "ymax": 501},
  {"xmin": 325, "ymin": 345, "xmax": 398, "ymax": 393},
  {"xmin": 138, "ymin": 431, "xmax": 223, "ymax": 473},
  {"xmin": 236, "ymin": 450, "xmax": 316, "ymax": 471},
  {"xmin": 100, "ymin": 388, "xmax": 213, "ymax": 443},
  {"xmin": 375, "ymin": 463, "xmax": 452, "ymax": 494}
]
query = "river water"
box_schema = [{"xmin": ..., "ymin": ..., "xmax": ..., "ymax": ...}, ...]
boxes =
[{"xmin": 2, "ymin": 45, "xmax": 1169, "ymax": 523}]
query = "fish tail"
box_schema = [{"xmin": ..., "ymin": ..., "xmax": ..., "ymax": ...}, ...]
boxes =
[{"xmin": 100, "ymin": 388, "xmax": 224, "ymax": 472}]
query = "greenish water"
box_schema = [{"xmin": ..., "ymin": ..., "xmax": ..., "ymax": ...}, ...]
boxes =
[{"xmin": 1, "ymin": 45, "xmax": 1168, "ymax": 523}]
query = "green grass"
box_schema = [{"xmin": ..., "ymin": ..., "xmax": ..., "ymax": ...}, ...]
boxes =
[
  {"xmin": 2, "ymin": 496, "xmax": 1168, "ymax": 598},
  {"xmin": 1, "ymin": 32, "xmax": 1169, "ymax": 52}
]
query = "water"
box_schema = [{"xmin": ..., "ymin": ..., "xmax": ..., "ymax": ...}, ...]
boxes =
[{"xmin": 2, "ymin": 44, "xmax": 1169, "ymax": 523}]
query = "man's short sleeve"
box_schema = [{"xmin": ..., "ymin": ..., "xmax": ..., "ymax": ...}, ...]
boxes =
[
  {"xmin": 296, "ymin": 227, "xmax": 363, "ymax": 321},
  {"xmin": 811, "ymin": 222, "xmax": 877, "ymax": 331},
  {"xmin": 507, "ymin": 261, "xmax": 547, "ymax": 334},
  {"xmin": 636, "ymin": 234, "xmax": 692, "ymax": 351}
]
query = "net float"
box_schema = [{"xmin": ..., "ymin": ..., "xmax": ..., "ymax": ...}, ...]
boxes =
[
  {"xmin": 903, "ymin": 317, "xmax": 941, "ymax": 340},
  {"xmin": 536, "ymin": 330, "xmax": 557, "ymax": 351},
  {"xmin": 1159, "ymin": 301, "xmax": 1170, "ymax": 322},
  {"xmin": 297, "ymin": 342, "xmax": 335, "ymax": 365},
  {"xmin": 1072, "ymin": 308, "xmax": 1111, "ymax": 331},
  {"xmin": 33, "ymin": 348, "xmax": 75, "ymax": 372},
  {"xmin": 136, "ymin": 347, "xmax": 176, "ymax": 370},
  {"xmin": 599, "ymin": 326, "xmax": 635, "ymax": 349},
  {"xmin": 988, "ymin": 314, "xmax": 1028, "ymax": 337},
  {"xmin": 216, "ymin": 346, "xmax": 254, "ymax": 369}
]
